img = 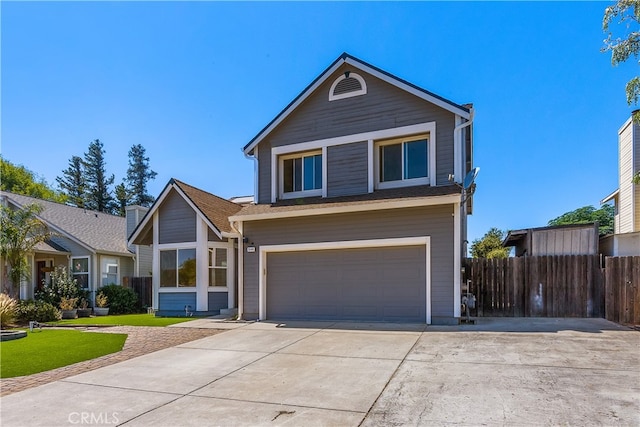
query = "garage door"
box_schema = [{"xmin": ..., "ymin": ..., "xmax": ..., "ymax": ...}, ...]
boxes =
[{"xmin": 266, "ymin": 246, "xmax": 426, "ymax": 322}]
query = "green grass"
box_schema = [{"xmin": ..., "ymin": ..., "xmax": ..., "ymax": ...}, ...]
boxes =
[
  {"xmin": 0, "ymin": 329, "xmax": 127, "ymax": 378},
  {"xmin": 50, "ymin": 313, "xmax": 195, "ymax": 327}
]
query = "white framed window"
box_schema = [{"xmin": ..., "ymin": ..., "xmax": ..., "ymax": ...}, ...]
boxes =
[
  {"xmin": 160, "ymin": 248, "xmax": 196, "ymax": 288},
  {"xmin": 375, "ymin": 134, "xmax": 430, "ymax": 189},
  {"xmin": 208, "ymin": 247, "xmax": 228, "ymax": 287},
  {"xmin": 101, "ymin": 257, "xmax": 119, "ymax": 286},
  {"xmin": 279, "ymin": 150, "xmax": 323, "ymax": 199},
  {"xmin": 71, "ymin": 257, "xmax": 90, "ymax": 289},
  {"xmin": 329, "ymin": 72, "xmax": 367, "ymax": 101}
]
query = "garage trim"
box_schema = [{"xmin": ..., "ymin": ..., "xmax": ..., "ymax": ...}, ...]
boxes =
[{"xmin": 258, "ymin": 236, "xmax": 431, "ymax": 323}]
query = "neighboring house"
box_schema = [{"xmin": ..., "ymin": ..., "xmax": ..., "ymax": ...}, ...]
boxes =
[
  {"xmin": 229, "ymin": 53, "xmax": 475, "ymax": 325},
  {"xmin": 600, "ymin": 113, "xmax": 640, "ymax": 256},
  {"xmin": 128, "ymin": 179, "xmax": 242, "ymax": 316},
  {"xmin": 0, "ymin": 191, "xmax": 151, "ymax": 303},
  {"xmin": 503, "ymin": 223, "xmax": 599, "ymax": 257}
]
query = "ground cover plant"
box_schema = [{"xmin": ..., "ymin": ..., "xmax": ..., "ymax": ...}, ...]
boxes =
[
  {"xmin": 51, "ymin": 313, "xmax": 194, "ymax": 327},
  {"xmin": 0, "ymin": 329, "xmax": 127, "ymax": 378}
]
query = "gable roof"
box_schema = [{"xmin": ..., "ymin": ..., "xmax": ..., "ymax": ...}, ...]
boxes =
[
  {"xmin": 243, "ymin": 52, "xmax": 471, "ymax": 155},
  {"xmin": 128, "ymin": 178, "xmax": 242, "ymax": 245},
  {"xmin": 1, "ymin": 191, "xmax": 132, "ymax": 256}
]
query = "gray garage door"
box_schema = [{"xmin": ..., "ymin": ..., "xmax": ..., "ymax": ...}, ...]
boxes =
[{"xmin": 266, "ymin": 245, "xmax": 426, "ymax": 322}]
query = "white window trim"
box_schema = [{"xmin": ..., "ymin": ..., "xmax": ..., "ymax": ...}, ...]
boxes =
[
  {"xmin": 269, "ymin": 122, "xmax": 437, "ymax": 203},
  {"xmin": 278, "ymin": 150, "xmax": 323, "ymax": 200},
  {"xmin": 70, "ymin": 256, "xmax": 91, "ymax": 290},
  {"xmin": 329, "ymin": 72, "xmax": 367, "ymax": 101},
  {"xmin": 258, "ymin": 236, "xmax": 432, "ymax": 324},
  {"xmin": 207, "ymin": 243, "xmax": 231, "ymax": 291},
  {"xmin": 158, "ymin": 247, "xmax": 197, "ymax": 289},
  {"xmin": 374, "ymin": 133, "xmax": 434, "ymax": 190},
  {"xmin": 101, "ymin": 258, "xmax": 119, "ymax": 287}
]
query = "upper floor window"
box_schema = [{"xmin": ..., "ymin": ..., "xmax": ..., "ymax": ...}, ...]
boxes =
[
  {"xmin": 280, "ymin": 151, "xmax": 322, "ymax": 199},
  {"xmin": 329, "ymin": 72, "xmax": 367, "ymax": 101},
  {"xmin": 376, "ymin": 135, "xmax": 430, "ymax": 189}
]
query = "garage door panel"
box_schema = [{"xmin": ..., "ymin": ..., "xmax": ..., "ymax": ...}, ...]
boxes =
[{"xmin": 267, "ymin": 245, "xmax": 426, "ymax": 322}]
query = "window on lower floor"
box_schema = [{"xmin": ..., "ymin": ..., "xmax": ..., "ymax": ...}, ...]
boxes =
[
  {"xmin": 101, "ymin": 257, "xmax": 119, "ymax": 286},
  {"xmin": 377, "ymin": 135, "xmax": 429, "ymax": 189},
  {"xmin": 71, "ymin": 257, "xmax": 90, "ymax": 289},
  {"xmin": 280, "ymin": 151, "xmax": 322, "ymax": 198},
  {"xmin": 160, "ymin": 248, "xmax": 196, "ymax": 287},
  {"xmin": 208, "ymin": 247, "xmax": 227, "ymax": 287}
]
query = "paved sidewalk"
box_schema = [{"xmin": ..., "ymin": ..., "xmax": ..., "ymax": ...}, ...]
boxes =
[{"xmin": 0, "ymin": 326, "xmax": 223, "ymax": 397}]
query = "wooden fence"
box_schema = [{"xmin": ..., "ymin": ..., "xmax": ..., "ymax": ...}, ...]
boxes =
[
  {"xmin": 464, "ymin": 255, "xmax": 640, "ymax": 321},
  {"xmin": 604, "ymin": 256, "xmax": 640, "ymax": 325},
  {"xmin": 122, "ymin": 276, "xmax": 153, "ymax": 308}
]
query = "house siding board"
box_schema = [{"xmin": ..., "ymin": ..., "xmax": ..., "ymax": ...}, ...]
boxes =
[
  {"xmin": 242, "ymin": 205, "xmax": 454, "ymax": 320},
  {"xmin": 158, "ymin": 190, "xmax": 197, "ymax": 244},
  {"xmin": 159, "ymin": 292, "xmax": 196, "ymax": 311},
  {"xmin": 619, "ymin": 121, "xmax": 634, "ymax": 233},
  {"xmin": 327, "ymin": 142, "xmax": 368, "ymax": 197},
  {"xmin": 256, "ymin": 65, "xmax": 457, "ymax": 201},
  {"xmin": 208, "ymin": 292, "xmax": 228, "ymax": 312},
  {"xmin": 51, "ymin": 236, "xmax": 90, "ymax": 257},
  {"xmin": 634, "ymin": 122, "xmax": 640, "ymax": 231}
]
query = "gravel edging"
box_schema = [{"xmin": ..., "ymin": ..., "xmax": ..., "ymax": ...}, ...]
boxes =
[{"xmin": 0, "ymin": 326, "xmax": 224, "ymax": 397}]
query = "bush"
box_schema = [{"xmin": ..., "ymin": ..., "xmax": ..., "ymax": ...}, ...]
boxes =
[
  {"xmin": 35, "ymin": 265, "xmax": 84, "ymax": 307},
  {"xmin": 16, "ymin": 300, "xmax": 61, "ymax": 323},
  {"xmin": 0, "ymin": 293, "xmax": 18, "ymax": 328},
  {"xmin": 97, "ymin": 285, "xmax": 138, "ymax": 314}
]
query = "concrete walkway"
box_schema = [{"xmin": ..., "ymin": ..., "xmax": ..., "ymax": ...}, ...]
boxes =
[{"xmin": 1, "ymin": 318, "xmax": 638, "ymax": 426}]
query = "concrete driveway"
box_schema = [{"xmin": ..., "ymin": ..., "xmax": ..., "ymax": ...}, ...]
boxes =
[{"xmin": 1, "ymin": 318, "xmax": 638, "ymax": 426}]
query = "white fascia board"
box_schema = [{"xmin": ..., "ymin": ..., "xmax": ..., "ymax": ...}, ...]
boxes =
[
  {"xmin": 127, "ymin": 182, "xmax": 175, "ymax": 245},
  {"xmin": 229, "ymin": 193, "xmax": 460, "ymax": 222},
  {"xmin": 601, "ymin": 189, "xmax": 620, "ymax": 205}
]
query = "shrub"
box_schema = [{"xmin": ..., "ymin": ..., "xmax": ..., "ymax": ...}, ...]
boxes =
[
  {"xmin": 16, "ymin": 300, "xmax": 61, "ymax": 323},
  {"xmin": 35, "ymin": 265, "xmax": 83, "ymax": 307},
  {"xmin": 59, "ymin": 297, "xmax": 78, "ymax": 310},
  {"xmin": 0, "ymin": 293, "xmax": 18, "ymax": 328},
  {"xmin": 97, "ymin": 285, "xmax": 138, "ymax": 314},
  {"xmin": 95, "ymin": 293, "xmax": 108, "ymax": 308}
]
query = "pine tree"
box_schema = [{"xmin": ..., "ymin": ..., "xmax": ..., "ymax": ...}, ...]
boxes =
[
  {"xmin": 83, "ymin": 139, "xmax": 115, "ymax": 213},
  {"xmin": 56, "ymin": 156, "xmax": 86, "ymax": 208},
  {"xmin": 125, "ymin": 144, "xmax": 157, "ymax": 207},
  {"xmin": 114, "ymin": 182, "xmax": 129, "ymax": 217}
]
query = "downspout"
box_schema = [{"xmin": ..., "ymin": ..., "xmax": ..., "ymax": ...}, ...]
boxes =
[
  {"xmin": 229, "ymin": 220, "xmax": 244, "ymax": 320},
  {"xmin": 453, "ymin": 107, "xmax": 474, "ymax": 183},
  {"xmin": 244, "ymin": 149, "xmax": 258, "ymax": 205}
]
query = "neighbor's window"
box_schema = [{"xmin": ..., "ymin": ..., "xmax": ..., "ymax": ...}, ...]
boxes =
[
  {"xmin": 208, "ymin": 248, "xmax": 228, "ymax": 287},
  {"xmin": 378, "ymin": 136, "xmax": 429, "ymax": 188},
  {"xmin": 101, "ymin": 257, "xmax": 119, "ymax": 286},
  {"xmin": 71, "ymin": 257, "xmax": 90, "ymax": 289},
  {"xmin": 281, "ymin": 151, "xmax": 322, "ymax": 198},
  {"xmin": 160, "ymin": 248, "xmax": 196, "ymax": 287}
]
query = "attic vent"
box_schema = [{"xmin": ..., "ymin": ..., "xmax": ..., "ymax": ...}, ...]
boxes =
[{"xmin": 329, "ymin": 72, "xmax": 367, "ymax": 101}]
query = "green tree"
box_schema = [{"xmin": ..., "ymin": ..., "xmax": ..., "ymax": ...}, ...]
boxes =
[
  {"xmin": 114, "ymin": 182, "xmax": 129, "ymax": 217},
  {"xmin": 0, "ymin": 157, "xmax": 66, "ymax": 203},
  {"xmin": 83, "ymin": 139, "xmax": 115, "ymax": 213},
  {"xmin": 602, "ymin": 0, "xmax": 640, "ymax": 183},
  {"xmin": 125, "ymin": 144, "xmax": 157, "ymax": 207},
  {"xmin": 56, "ymin": 155, "xmax": 86, "ymax": 208},
  {"xmin": 0, "ymin": 203, "xmax": 51, "ymax": 298},
  {"xmin": 470, "ymin": 228, "xmax": 510, "ymax": 259},
  {"xmin": 548, "ymin": 205, "xmax": 614, "ymax": 235}
]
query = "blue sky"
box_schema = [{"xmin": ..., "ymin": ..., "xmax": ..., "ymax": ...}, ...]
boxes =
[{"xmin": 1, "ymin": 1, "xmax": 635, "ymax": 244}]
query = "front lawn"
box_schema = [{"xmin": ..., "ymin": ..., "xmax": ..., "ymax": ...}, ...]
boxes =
[
  {"xmin": 50, "ymin": 313, "xmax": 195, "ymax": 327},
  {"xmin": 0, "ymin": 329, "xmax": 127, "ymax": 378}
]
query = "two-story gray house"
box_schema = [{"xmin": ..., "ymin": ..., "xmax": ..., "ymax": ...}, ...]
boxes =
[{"xmin": 229, "ymin": 53, "xmax": 475, "ymax": 325}]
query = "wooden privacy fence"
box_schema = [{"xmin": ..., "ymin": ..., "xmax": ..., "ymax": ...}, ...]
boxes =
[
  {"xmin": 465, "ymin": 255, "xmax": 639, "ymax": 324},
  {"xmin": 604, "ymin": 256, "xmax": 640, "ymax": 325},
  {"xmin": 464, "ymin": 255, "xmax": 605, "ymax": 318},
  {"xmin": 122, "ymin": 276, "xmax": 153, "ymax": 308}
]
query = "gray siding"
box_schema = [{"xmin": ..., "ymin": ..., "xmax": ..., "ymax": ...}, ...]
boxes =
[
  {"xmin": 208, "ymin": 292, "xmax": 228, "ymax": 312},
  {"xmin": 242, "ymin": 204, "xmax": 455, "ymax": 320},
  {"xmin": 158, "ymin": 190, "xmax": 196, "ymax": 244},
  {"xmin": 256, "ymin": 64, "xmax": 457, "ymax": 203},
  {"xmin": 159, "ymin": 292, "xmax": 196, "ymax": 311},
  {"xmin": 51, "ymin": 236, "xmax": 91, "ymax": 257},
  {"xmin": 137, "ymin": 245, "xmax": 153, "ymax": 276},
  {"xmin": 327, "ymin": 142, "xmax": 368, "ymax": 197}
]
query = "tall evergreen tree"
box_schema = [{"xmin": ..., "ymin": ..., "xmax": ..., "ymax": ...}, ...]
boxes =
[
  {"xmin": 56, "ymin": 155, "xmax": 86, "ymax": 208},
  {"xmin": 125, "ymin": 144, "xmax": 157, "ymax": 207},
  {"xmin": 114, "ymin": 182, "xmax": 129, "ymax": 217},
  {"xmin": 83, "ymin": 139, "xmax": 115, "ymax": 213}
]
